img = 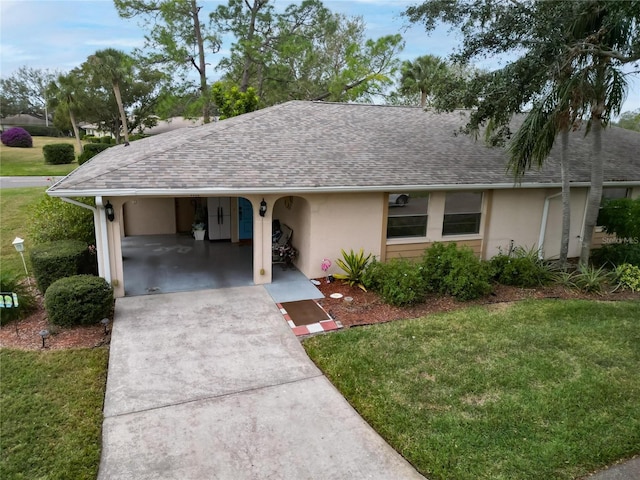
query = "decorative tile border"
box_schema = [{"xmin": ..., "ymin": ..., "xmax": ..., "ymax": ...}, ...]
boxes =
[{"xmin": 277, "ymin": 302, "xmax": 343, "ymax": 337}]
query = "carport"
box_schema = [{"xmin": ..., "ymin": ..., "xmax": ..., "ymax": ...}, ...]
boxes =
[{"xmin": 121, "ymin": 234, "xmax": 321, "ymax": 302}]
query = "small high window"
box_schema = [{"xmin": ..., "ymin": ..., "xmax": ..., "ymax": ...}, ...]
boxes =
[
  {"xmin": 442, "ymin": 192, "xmax": 483, "ymax": 236},
  {"xmin": 386, "ymin": 193, "xmax": 429, "ymax": 238}
]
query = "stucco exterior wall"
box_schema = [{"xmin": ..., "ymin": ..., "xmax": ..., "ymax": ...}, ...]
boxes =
[
  {"xmin": 123, "ymin": 198, "xmax": 176, "ymax": 235},
  {"xmin": 302, "ymin": 192, "xmax": 384, "ymax": 279}
]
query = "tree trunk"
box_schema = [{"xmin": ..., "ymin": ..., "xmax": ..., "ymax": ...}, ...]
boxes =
[
  {"xmin": 420, "ymin": 89, "xmax": 427, "ymax": 108},
  {"xmin": 190, "ymin": 0, "xmax": 210, "ymax": 123},
  {"xmin": 559, "ymin": 127, "xmax": 570, "ymax": 267},
  {"xmin": 112, "ymin": 82, "xmax": 130, "ymax": 144},
  {"xmin": 240, "ymin": 0, "xmax": 261, "ymax": 92},
  {"xmin": 68, "ymin": 109, "xmax": 83, "ymax": 154},
  {"xmin": 579, "ymin": 114, "xmax": 604, "ymax": 266}
]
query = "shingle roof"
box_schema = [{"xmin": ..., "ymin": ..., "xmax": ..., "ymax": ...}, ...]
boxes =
[{"xmin": 48, "ymin": 101, "xmax": 640, "ymax": 196}]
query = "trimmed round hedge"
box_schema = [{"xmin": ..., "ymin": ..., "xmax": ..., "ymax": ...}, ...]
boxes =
[
  {"xmin": 78, "ymin": 143, "xmax": 112, "ymax": 165},
  {"xmin": 1, "ymin": 127, "xmax": 33, "ymax": 148},
  {"xmin": 30, "ymin": 240, "xmax": 91, "ymax": 294},
  {"xmin": 45, "ymin": 275, "xmax": 113, "ymax": 327},
  {"xmin": 43, "ymin": 143, "xmax": 75, "ymax": 164}
]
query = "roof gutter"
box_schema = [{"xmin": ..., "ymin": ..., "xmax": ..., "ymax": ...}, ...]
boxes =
[{"xmin": 46, "ymin": 180, "xmax": 640, "ymax": 198}]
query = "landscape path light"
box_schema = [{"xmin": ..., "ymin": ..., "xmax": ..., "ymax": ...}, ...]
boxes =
[{"xmin": 12, "ymin": 237, "xmax": 30, "ymax": 285}]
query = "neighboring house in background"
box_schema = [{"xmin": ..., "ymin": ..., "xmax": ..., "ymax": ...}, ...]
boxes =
[
  {"xmin": 79, "ymin": 123, "xmax": 114, "ymax": 139},
  {"xmin": 47, "ymin": 101, "xmax": 640, "ymax": 298},
  {"xmin": 1, "ymin": 113, "xmax": 48, "ymax": 129}
]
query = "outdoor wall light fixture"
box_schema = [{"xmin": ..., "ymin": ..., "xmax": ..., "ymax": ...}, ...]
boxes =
[
  {"xmin": 39, "ymin": 329, "xmax": 49, "ymax": 348},
  {"xmin": 259, "ymin": 199, "xmax": 267, "ymax": 217},
  {"xmin": 105, "ymin": 201, "xmax": 115, "ymax": 222}
]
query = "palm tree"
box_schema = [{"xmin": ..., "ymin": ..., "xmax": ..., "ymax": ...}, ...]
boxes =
[
  {"xmin": 508, "ymin": 89, "xmax": 574, "ymax": 267},
  {"xmin": 88, "ymin": 49, "xmax": 133, "ymax": 144},
  {"xmin": 47, "ymin": 71, "xmax": 87, "ymax": 154},
  {"xmin": 507, "ymin": 1, "xmax": 635, "ymax": 266},
  {"xmin": 399, "ymin": 55, "xmax": 448, "ymax": 108}
]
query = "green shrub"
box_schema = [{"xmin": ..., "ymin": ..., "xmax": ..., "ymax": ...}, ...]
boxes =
[
  {"xmin": 0, "ymin": 272, "xmax": 37, "ymax": 326},
  {"xmin": 1, "ymin": 127, "xmax": 33, "ymax": 147},
  {"xmin": 363, "ymin": 258, "xmax": 427, "ymax": 306},
  {"xmin": 30, "ymin": 240, "xmax": 93, "ymax": 294},
  {"xmin": 591, "ymin": 243, "xmax": 640, "ymax": 268},
  {"xmin": 82, "ymin": 135, "xmax": 102, "ymax": 143},
  {"xmin": 572, "ymin": 264, "xmax": 613, "ymax": 294},
  {"xmin": 613, "ymin": 263, "xmax": 640, "ymax": 292},
  {"xmin": 101, "ymin": 136, "xmax": 114, "ymax": 144},
  {"xmin": 599, "ymin": 197, "xmax": 640, "ymax": 242},
  {"xmin": 43, "ymin": 143, "xmax": 75, "ymax": 165},
  {"xmin": 44, "ymin": 275, "xmax": 113, "ymax": 327},
  {"xmin": 28, "ymin": 195, "xmax": 95, "ymax": 245},
  {"xmin": 490, "ymin": 246, "xmax": 552, "ymax": 287},
  {"xmin": 421, "ymin": 242, "xmax": 492, "ymax": 300},
  {"xmin": 334, "ymin": 248, "xmax": 373, "ymax": 291},
  {"xmin": 18, "ymin": 125, "xmax": 62, "ymax": 137},
  {"xmin": 78, "ymin": 143, "xmax": 111, "ymax": 165}
]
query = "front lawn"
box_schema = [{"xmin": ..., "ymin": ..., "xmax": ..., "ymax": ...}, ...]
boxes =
[
  {"xmin": 0, "ymin": 187, "xmax": 46, "ymax": 274},
  {"xmin": 0, "ymin": 137, "xmax": 80, "ymax": 176},
  {"xmin": 304, "ymin": 299, "xmax": 640, "ymax": 480},
  {"xmin": 0, "ymin": 348, "xmax": 109, "ymax": 479}
]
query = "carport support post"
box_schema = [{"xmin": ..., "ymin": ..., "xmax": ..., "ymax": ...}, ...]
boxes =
[{"xmin": 254, "ymin": 195, "xmax": 273, "ymax": 285}]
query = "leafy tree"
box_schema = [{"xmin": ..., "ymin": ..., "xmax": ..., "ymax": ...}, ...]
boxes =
[
  {"xmin": 114, "ymin": 0, "xmax": 221, "ymax": 123},
  {"xmin": 0, "ymin": 66, "xmax": 58, "ymax": 119},
  {"xmin": 212, "ymin": 0, "xmax": 404, "ymax": 105},
  {"xmin": 211, "ymin": 82, "xmax": 259, "ymax": 119},
  {"xmin": 405, "ymin": 0, "xmax": 640, "ymax": 265},
  {"xmin": 615, "ymin": 109, "xmax": 640, "ymax": 132}
]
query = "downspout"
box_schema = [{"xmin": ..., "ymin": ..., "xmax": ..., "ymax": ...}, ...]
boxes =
[
  {"xmin": 60, "ymin": 196, "xmax": 111, "ymax": 283},
  {"xmin": 537, "ymin": 192, "xmax": 562, "ymax": 260}
]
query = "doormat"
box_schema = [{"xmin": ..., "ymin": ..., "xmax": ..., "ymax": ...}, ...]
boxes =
[
  {"xmin": 278, "ymin": 300, "xmax": 342, "ymax": 337},
  {"xmin": 280, "ymin": 300, "xmax": 330, "ymax": 326}
]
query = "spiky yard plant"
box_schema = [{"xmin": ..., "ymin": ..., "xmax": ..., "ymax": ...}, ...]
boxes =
[{"xmin": 334, "ymin": 248, "xmax": 373, "ymax": 291}]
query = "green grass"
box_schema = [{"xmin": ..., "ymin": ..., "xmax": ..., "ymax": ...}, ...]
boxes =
[
  {"xmin": 0, "ymin": 187, "xmax": 47, "ymax": 275},
  {"xmin": 304, "ymin": 300, "xmax": 640, "ymax": 480},
  {"xmin": 0, "ymin": 348, "xmax": 109, "ymax": 479},
  {"xmin": 0, "ymin": 137, "xmax": 80, "ymax": 176}
]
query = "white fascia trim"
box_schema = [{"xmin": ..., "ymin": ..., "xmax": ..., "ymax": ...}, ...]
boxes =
[{"xmin": 46, "ymin": 180, "xmax": 640, "ymax": 198}]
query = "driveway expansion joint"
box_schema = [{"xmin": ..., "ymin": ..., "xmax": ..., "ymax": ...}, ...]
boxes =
[{"xmin": 104, "ymin": 372, "xmax": 326, "ymax": 419}]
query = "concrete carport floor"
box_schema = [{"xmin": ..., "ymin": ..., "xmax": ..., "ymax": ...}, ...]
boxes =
[{"xmin": 99, "ymin": 286, "xmax": 425, "ymax": 479}]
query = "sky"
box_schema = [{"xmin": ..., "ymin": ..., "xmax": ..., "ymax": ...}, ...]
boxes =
[{"xmin": 0, "ymin": 0, "xmax": 638, "ymax": 114}]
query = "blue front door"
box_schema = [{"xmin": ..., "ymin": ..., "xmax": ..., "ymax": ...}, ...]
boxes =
[{"xmin": 238, "ymin": 198, "xmax": 253, "ymax": 240}]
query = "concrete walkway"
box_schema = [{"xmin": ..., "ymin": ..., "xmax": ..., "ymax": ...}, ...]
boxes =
[{"xmin": 99, "ymin": 287, "xmax": 425, "ymax": 479}]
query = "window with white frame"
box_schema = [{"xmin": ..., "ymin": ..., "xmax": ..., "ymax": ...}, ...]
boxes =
[
  {"xmin": 386, "ymin": 193, "xmax": 429, "ymax": 238},
  {"xmin": 442, "ymin": 192, "xmax": 483, "ymax": 236}
]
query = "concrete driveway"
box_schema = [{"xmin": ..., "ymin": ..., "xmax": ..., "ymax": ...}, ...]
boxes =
[{"xmin": 99, "ymin": 286, "xmax": 425, "ymax": 479}]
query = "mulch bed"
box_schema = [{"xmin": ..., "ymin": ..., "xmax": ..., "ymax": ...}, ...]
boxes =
[
  {"xmin": 314, "ymin": 278, "xmax": 640, "ymax": 329},
  {"xmin": 1, "ymin": 279, "xmax": 638, "ymax": 351},
  {"xmin": 0, "ymin": 291, "xmax": 109, "ymax": 351}
]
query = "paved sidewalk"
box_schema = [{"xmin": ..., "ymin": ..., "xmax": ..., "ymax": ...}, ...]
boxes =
[
  {"xmin": 584, "ymin": 457, "xmax": 640, "ymax": 480},
  {"xmin": 99, "ymin": 287, "xmax": 425, "ymax": 479},
  {"xmin": 0, "ymin": 176, "xmax": 60, "ymax": 188}
]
